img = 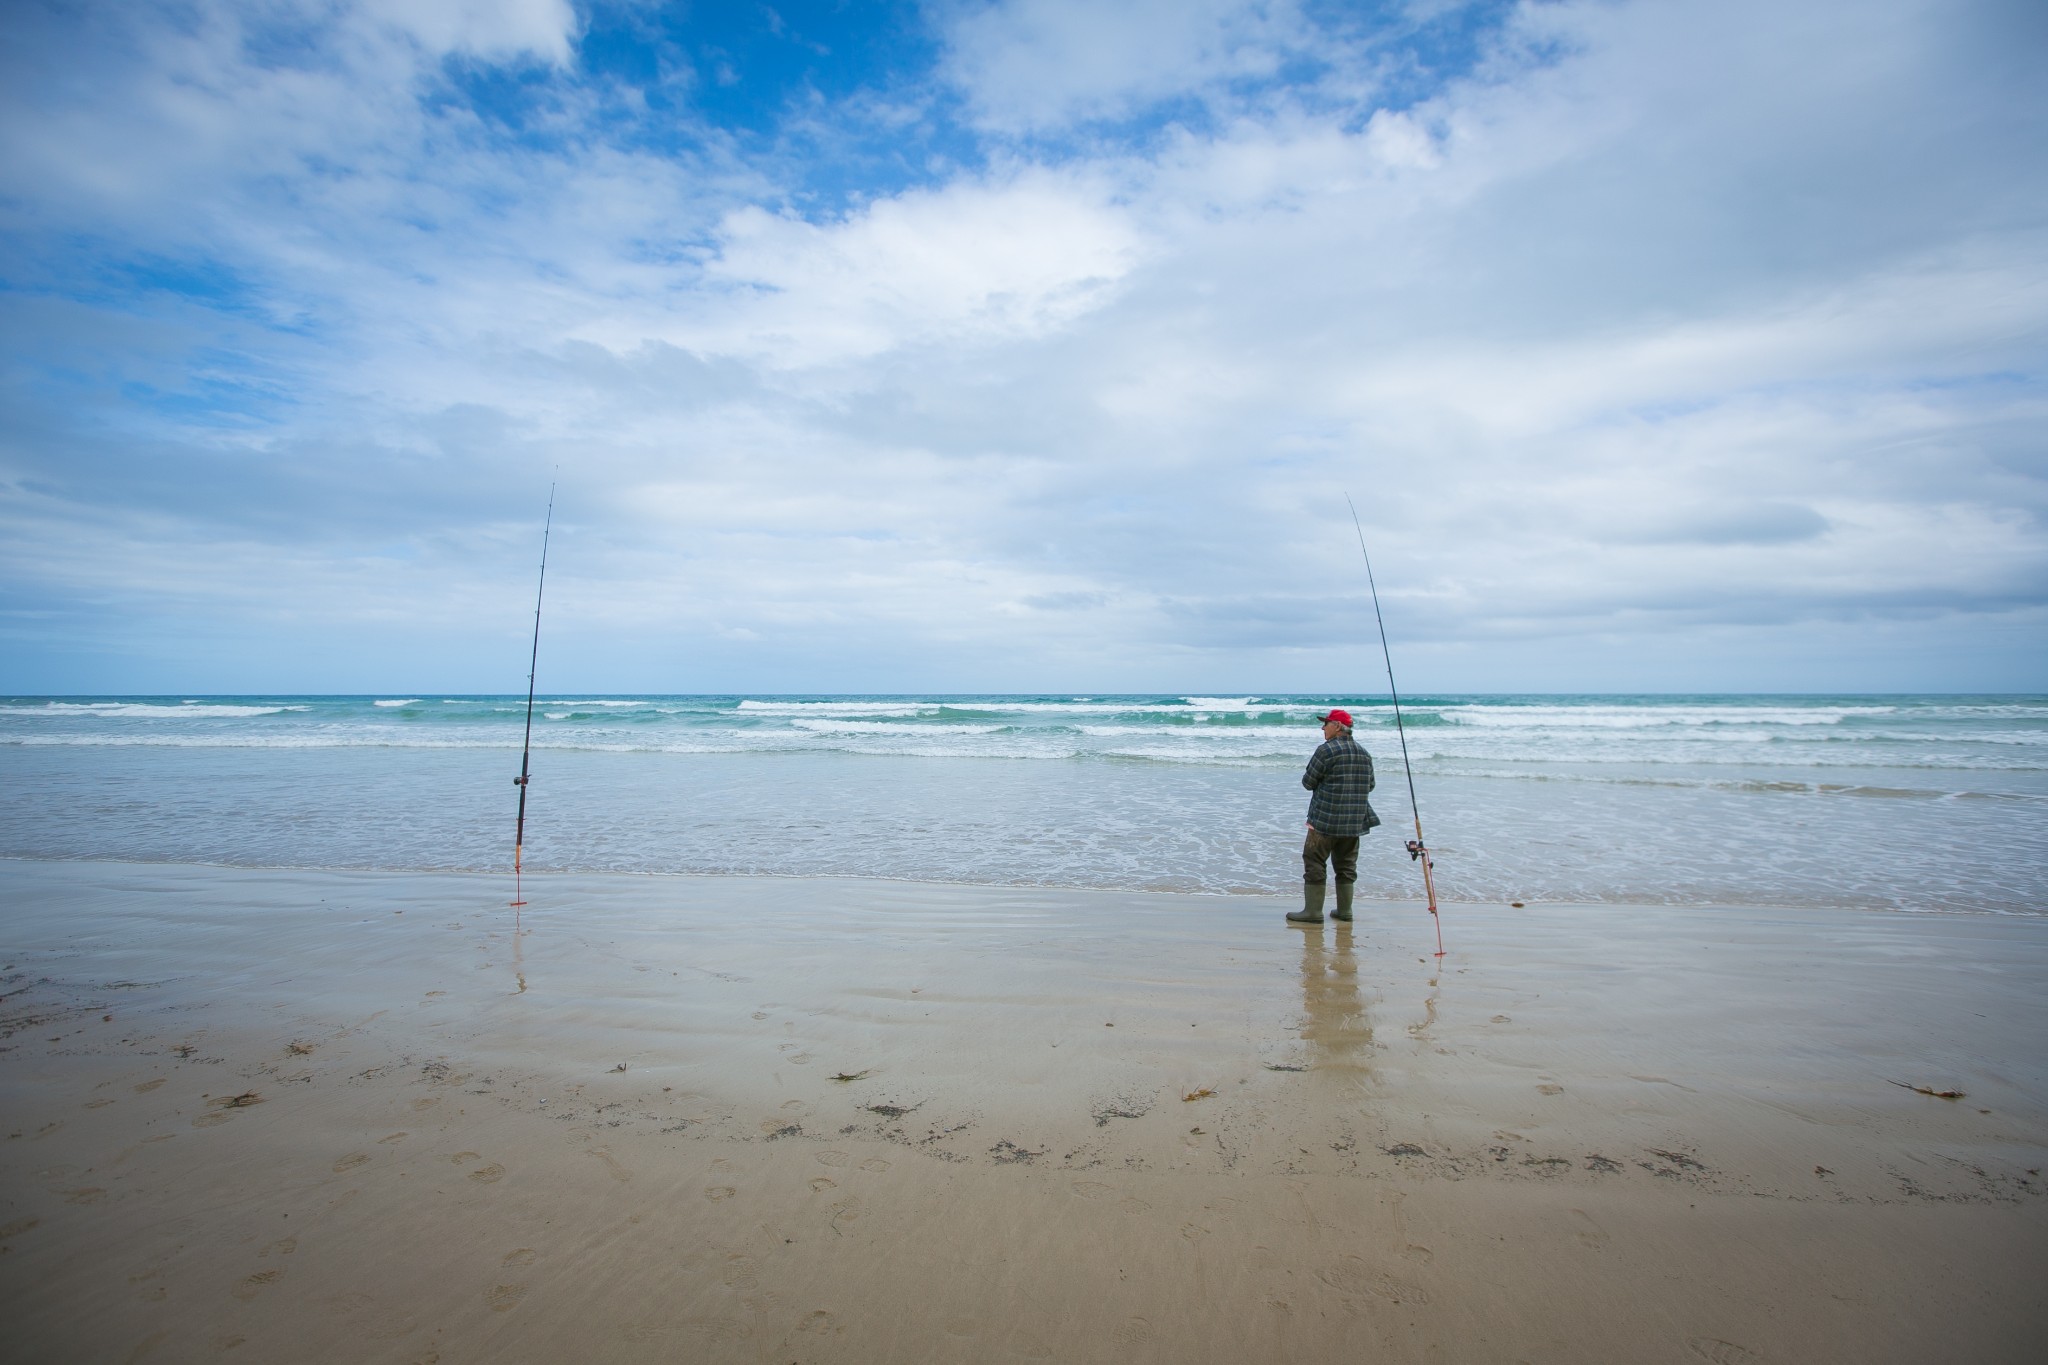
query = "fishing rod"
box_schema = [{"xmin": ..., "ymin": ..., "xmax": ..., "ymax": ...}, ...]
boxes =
[
  {"xmin": 1345, "ymin": 494, "xmax": 1445, "ymax": 958},
  {"xmin": 510, "ymin": 483, "xmax": 556, "ymax": 909}
]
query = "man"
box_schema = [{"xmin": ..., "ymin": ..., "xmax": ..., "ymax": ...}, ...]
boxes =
[{"xmin": 1290, "ymin": 708, "xmax": 1379, "ymax": 924}]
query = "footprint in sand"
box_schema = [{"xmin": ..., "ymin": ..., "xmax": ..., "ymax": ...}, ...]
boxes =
[
  {"xmin": 132, "ymin": 1079, "xmax": 165, "ymax": 1093},
  {"xmin": 809, "ymin": 1177, "xmax": 837, "ymax": 1192},
  {"xmin": 720, "ymin": 1254, "xmax": 758, "ymax": 1291},
  {"xmin": 502, "ymin": 1248, "xmax": 536, "ymax": 1267},
  {"xmin": 1536, "ymin": 1084, "xmax": 1565, "ymax": 1096},
  {"xmin": 377, "ymin": 1132, "xmax": 408, "ymax": 1145},
  {"xmin": 1071, "ymin": 1181, "xmax": 1115, "ymax": 1201},
  {"xmin": 814, "ymin": 1151, "xmax": 851, "ymax": 1168},
  {"xmin": 1569, "ymin": 1209, "xmax": 1610, "ymax": 1249},
  {"xmin": 231, "ymin": 1269, "xmax": 281, "ymax": 1302},
  {"xmin": 260, "ymin": 1236, "xmax": 298, "ymax": 1258},
  {"xmin": 333, "ymin": 1153, "xmax": 370, "ymax": 1173},
  {"xmin": 1119, "ymin": 1196, "xmax": 1151, "ymax": 1214},
  {"xmin": 704, "ymin": 1186, "xmax": 736, "ymax": 1202},
  {"xmin": 62, "ymin": 1188, "xmax": 106, "ymax": 1205},
  {"xmin": 1687, "ymin": 1339, "xmax": 1763, "ymax": 1365},
  {"xmin": 451, "ymin": 1152, "xmax": 479, "ymax": 1165},
  {"xmin": 192, "ymin": 1113, "xmax": 232, "ymax": 1128},
  {"xmin": 485, "ymin": 1283, "xmax": 525, "ymax": 1313},
  {"xmin": 794, "ymin": 1309, "xmax": 840, "ymax": 1337},
  {"xmin": 858, "ymin": 1157, "xmax": 890, "ymax": 1172},
  {"xmin": 84, "ymin": 1098, "xmax": 114, "ymax": 1110},
  {"xmin": 468, "ymin": 1163, "xmax": 505, "ymax": 1184},
  {"xmin": 1317, "ymin": 1256, "xmax": 1429, "ymax": 1304},
  {"xmin": 1112, "ymin": 1317, "xmax": 1153, "ymax": 1346},
  {"xmin": 411, "ymin": 1097, "xmax": 438, "ymax": 1113},
  {"xmin": 587, "ymin": 1149, "xmax": 632, "ymax": 1182}
]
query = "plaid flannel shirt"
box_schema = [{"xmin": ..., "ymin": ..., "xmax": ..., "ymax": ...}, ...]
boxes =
[{"xmin": 1302, "ymin": 732, "xmax": 1380, "ymax": 836}]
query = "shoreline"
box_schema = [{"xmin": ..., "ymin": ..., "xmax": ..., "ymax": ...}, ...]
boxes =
[
  {"xmin": 3, "ymin": 860, "xmax": 2044, "ymax": 1362},
  {"xmin": 2, "ymin": 853, "xmax": 2033, "ymax": 919}
]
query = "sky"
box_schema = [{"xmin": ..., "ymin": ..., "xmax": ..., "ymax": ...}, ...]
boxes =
[{"xmin": 0, "ymin": 0, "xmax": 2043, "ymax": 695}]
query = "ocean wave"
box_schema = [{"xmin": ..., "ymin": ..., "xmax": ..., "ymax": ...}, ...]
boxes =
[
  {"xmin": 935, "ymin": 700, "xmax": 1311, "ymax": 717},
  {"xmin": 736, "ymin": 700, "xmax": 937, "ymax": 716},
  {"xmin": 7, "ymin": 729, "xmax": 2043, "ymax": 771},
  {"xmin": 538, "ymin": 699, "xmax": 659, "ymax": 708},
  {"xmin": 1076, "ymin": 723, "xmax": 1302, "ymax": 747},
  {"xmin": 1421, "ymin": 766, "xmax": 2042, "ymax": 799},
  {"xmin": 0, "ymin": 701, "xmax": 299, "ymax": 719},
  {"xmin": 373, "ymin": 699, "xmax": 421, "ymax": 708},
  {"xmin": 1439, "ymin": 704, "xmax": 1894, "ymax": 728},
  {"xmin": 1845, "ymin": 729, "xmax": 2048, "ymax": 747},
  {"xmin": 789, "ymin": 720, "xmax": 1007, "ymax": 735}
]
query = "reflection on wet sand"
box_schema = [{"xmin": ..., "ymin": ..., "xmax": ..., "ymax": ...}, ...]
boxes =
[
  {"xmin": 512, "ymin": 902, "xmax": 529, "ymax": 994},
  {"xmin": 1296, "ymin": 922, "xmax": 1372, "ymax": 1072}
]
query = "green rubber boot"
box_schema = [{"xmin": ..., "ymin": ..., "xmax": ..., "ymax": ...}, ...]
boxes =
[
  {"xmin": 1287, "ymin": 883, "xmax": 1326, "ymax": 924},
  {"xmin": 1332, "ymin": 883, "xmax": 1354, "ymax": 922}
]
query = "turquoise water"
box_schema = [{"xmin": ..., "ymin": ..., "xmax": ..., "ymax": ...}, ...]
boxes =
[{"xmin": 1, "ymin": 694, "xmax": 2043, "ymax": 913}]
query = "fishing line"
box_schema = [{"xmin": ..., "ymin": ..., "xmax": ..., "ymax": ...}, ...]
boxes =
[
  {"xmin": 510, "ymin": 483, "xmax": 555, "ymax": 909},
  {"xmin": 1345, "ymin": 493, "xmax": 1445, "ymax": 958}
]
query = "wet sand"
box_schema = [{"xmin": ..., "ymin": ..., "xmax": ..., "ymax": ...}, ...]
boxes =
[{"xmin": 2, "ymin": 859, "xmax": 2044, "ymax": 1364}]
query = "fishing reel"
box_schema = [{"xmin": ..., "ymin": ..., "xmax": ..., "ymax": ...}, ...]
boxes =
[{"xmin": 1405, "ymin": 839, "xmax": 1429, "ymax": 862}]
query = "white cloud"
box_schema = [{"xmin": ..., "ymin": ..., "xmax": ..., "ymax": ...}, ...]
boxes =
[
  {"xmin": 0, "ymin": 0, "xmax": 2042, "ymax": 690},
  {"xmin": 665, "ymin": 171, "xmax": 1148, "ymax": 365},
  {"xmin": 937, "ymin": 0, "xmax": 1317, "ymax": 133},
  {"xmin": 359, "ymin": 0, "xmax": 578, "ymax": 65}
]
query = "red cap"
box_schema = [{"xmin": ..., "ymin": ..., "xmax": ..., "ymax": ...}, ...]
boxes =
[{"xmin": 1319, "ymin": 709, "xmax": 1353, "ymax": 727}]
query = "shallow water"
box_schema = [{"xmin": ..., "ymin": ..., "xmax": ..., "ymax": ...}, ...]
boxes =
[{"xmin": 2, "ymin": 693, "xmax": 2042, "ymax": 914}]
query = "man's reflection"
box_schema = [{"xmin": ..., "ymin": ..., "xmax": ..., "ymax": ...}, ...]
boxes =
[{"xmin": 1297, "ymin": 921, "xmax": 1371, "ymax": 1069}]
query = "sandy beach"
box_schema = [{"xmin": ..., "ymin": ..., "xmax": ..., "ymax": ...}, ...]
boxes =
[{"xmin": 2, "ymin": 858, "xmax": 2043, "ymax": 1364}]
